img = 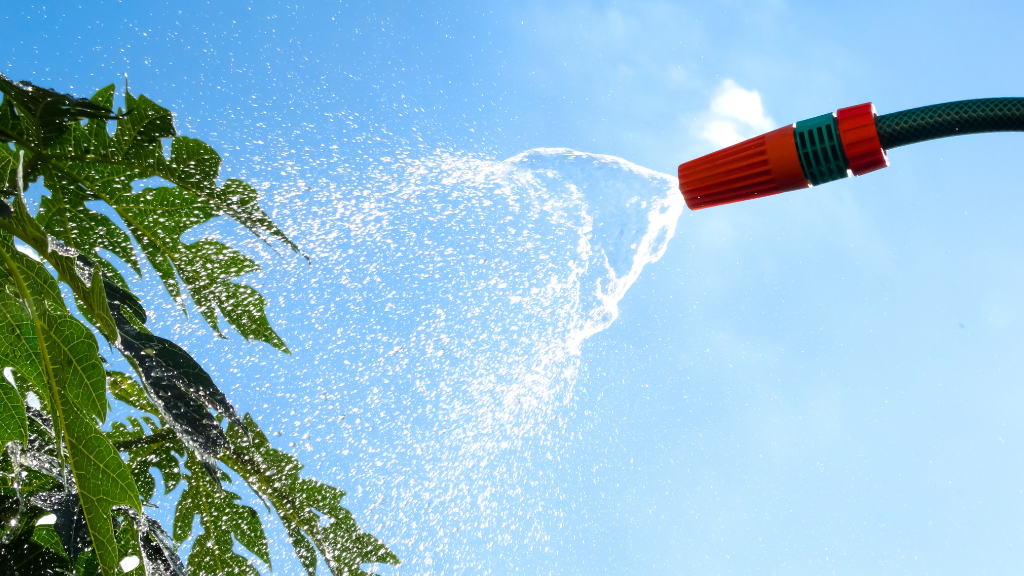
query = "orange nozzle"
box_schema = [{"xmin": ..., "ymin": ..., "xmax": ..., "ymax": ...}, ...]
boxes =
[{"xmin": 678, "ymin": 124, "xmax": 811, "ymax": 210}]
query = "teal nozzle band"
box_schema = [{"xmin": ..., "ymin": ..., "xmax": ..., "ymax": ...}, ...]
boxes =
[{"xmin": 793, "ymin": 113, "xmax": 851, "ymax": 186}]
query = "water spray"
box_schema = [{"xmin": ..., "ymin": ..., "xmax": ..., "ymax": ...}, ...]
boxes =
[{"xmin": 678, "ymin": 98, "xmax": 1024, "ymax": 210}]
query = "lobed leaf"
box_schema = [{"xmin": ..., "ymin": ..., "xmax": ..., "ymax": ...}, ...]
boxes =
[
  {"xmin": 116, "ymin": 506, "xmax": 186, "ymax": 576},
  {"xmin": 174, "ymin": 455, "xmax": 270, "ymax": 576},
  {"xmin": 0, "ymin": 197, "xmax": 119, "ymax": 346},
  {"xmin": 0, "ymin": 239, "xmax": 140, "ymax": 576},
  {"xmin": 105, "ymin": 279, "xmax": 243, "ymax": 476},
  {"xmin": 222, "ymin": 415, "xmax": 399, "ymax": 576},
  {"xmin": 0, "ymin": 72, "xmax": 120, "ymax": 144}
]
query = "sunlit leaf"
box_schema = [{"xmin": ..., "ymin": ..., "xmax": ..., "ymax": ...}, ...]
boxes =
[
  {"xmin": 0, "ymin": 72, "xmax": 119, "ymax": 144},
  {"xmin": 174, "ymin": 454, "xmax": 270, "ymax": 576},
  {"xmin": 0, "ymin": 367, "xmax": 28, "ymax": 447},
  {"xmin": 222, "ymin": 415, "xmax": 399, "ymax": 576}
]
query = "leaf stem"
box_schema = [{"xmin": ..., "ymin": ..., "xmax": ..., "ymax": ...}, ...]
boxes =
[{"xmin": 112, "ymin": 426, "xmax": 177, "ymax": 452}]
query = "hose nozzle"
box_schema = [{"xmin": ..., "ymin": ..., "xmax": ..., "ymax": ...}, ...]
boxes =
[{"xmin": 679, "ymin": 103, "xmax": 887, "ymax": 210}]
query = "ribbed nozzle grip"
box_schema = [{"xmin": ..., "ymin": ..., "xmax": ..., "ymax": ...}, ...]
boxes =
[{"xmin": 679, "ymin": 125, "xmax": 811, "ymax": 210}]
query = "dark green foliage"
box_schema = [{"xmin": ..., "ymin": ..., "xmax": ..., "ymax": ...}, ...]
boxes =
[
  {"xmin": 0, "ymin": 524, "xmax": 70, "ymax": 575},
  {"xmin": 0, "ymin": 77, "xmax": 397, "ymax": 576}
]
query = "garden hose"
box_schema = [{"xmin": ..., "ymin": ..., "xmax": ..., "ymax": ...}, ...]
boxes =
[{"xmin": 678, "ymin": 98, "xmax": 1024, "ymax": 210}]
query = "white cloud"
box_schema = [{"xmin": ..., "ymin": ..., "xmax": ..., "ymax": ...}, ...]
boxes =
[{"xmin": 696, "ymin": 79, "xmax": 775, "ymax": 148}]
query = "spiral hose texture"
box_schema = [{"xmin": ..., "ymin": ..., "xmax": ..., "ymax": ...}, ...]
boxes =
[{"xmin": 875, "ymin": 98, "xmax": 1024, "ymax": 150}]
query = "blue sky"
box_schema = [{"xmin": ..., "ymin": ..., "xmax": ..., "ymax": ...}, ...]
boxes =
[{"xmin": 7, "ymin": 1, "xmax": 1024, "ymax": 574}]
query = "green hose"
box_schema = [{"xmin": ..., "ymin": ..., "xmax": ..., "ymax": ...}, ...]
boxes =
[{"xmin": 875, "ymin": 97, "xmax": 1024, "ymax": 150}]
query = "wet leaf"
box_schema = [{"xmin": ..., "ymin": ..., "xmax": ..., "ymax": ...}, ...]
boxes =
[
  {"xmin": 0, "ymin": 239, "xmax": 140, "ymax": 576},
  {"xmin": 0, "ymin": 72, "xmax": 119, "ymax": 144},
  {"xmin": 117, "ymin": 506, "xmax": 186, "ymax": 576},
  {"xmin": 32, "ymin": 490, "xmax": 91, "ymax": 561},
  {"xmin": 0, "ymin": 523, "xmax": 70, "ymax": 575},
  {"xmin": 0, "ymin": 373, "xmax": 27, "ymax": 446},
  {"xmin": 174, "ymin": 454, "xmax": 269, "ymax": 575},
  {"xmin": 222, "ymin": 415, "xmax": 399, "ymax": 576},
  {"xmin": 106, "ymin": 280, "xmax": 242, "ymax": 472}
]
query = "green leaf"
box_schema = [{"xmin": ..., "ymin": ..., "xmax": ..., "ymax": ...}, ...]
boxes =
[
  {"xmin": 117, "ymin": 506, "xmax": 186, "ymax": 576},
  {"xmin": 106, "ymin": 281, "xmax": 241, "ymax": 468},
  {"xmin": 106, "ymin": 415, "xmax": 184, "ymax": 503},
  {"xmin": 119, "ymin": 91, "xmax": 175, "ymax": 148},
  {"xmin": 114, "ymin": 511, "xmax": 145, "ymax": 576},
  {"xmin": 0, "ymin": 230, "xmax": 107, "ymax": 421},
  {"xmin": 0, "ymin": 198, "xmax": 119, "ymax": 346},
  {"xmin": 73, "ymin": 548, "xmax": 101, "ymax": 576},
  {"xmin": 189, "ymin": 532, "xmax": 261, "ymax": 576},
  {"xmin": 38, "ymin": 306, "xmax": 108, "ymax": 423},
  {"xmin": 178, "ymin": 239, "xmax": 287, "ymax": 351},
  {"xmin": 107, "ymin": 372, "xmax": 159, "ymax": 417},
  {"xmin": 112, "ymin": 185, "xmax": 287, "ymax": 350},
  {"xmin": 31, "ymin": 524, "xmax": 69, "ymax": 559},
  {"xmin": 0, "ymin": 290, "xmax": 45, "ymax": 408},
  {"xmin": 0, "ymin": 73, "xmax": 120, "ymax": 144},
  {"xmin": 174, "ymin": 455, "xmax": 270, "ymax": 575},
  {"xmin": 0, "ymin": 375, "xmax": 27, "ymax": 448},
  {"xmin": 60, "ymin": 393, "xmax": 140, "ymax": 576},
  {"xmin": 222, "ymin": 415, "xmax": 399, "ymax": 576},
  {"xmin": 1, "ymin": 79, "xmax": 295, "ymax": 351},
  {"xmin": 0, "ymin": 523, "xmax": 71, "ymax": 575},
  {"xmin": 0, "ymin": 144, "xmax": 16, "ymax": 194},
  {"xmin": 0, "ymin": 240, "xmax": 139, "ymax": 576},
  {"xmin": 89, "ymin": 84, "xmax": 115, "ymax": 112},
  {"xmin": 36, "ymin": 191, "xmax": 141, "ymax": 276}
]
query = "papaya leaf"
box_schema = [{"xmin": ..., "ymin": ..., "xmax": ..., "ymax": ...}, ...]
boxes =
[
  {"xmin": 106, "ymin": 372, "xmax": 158, "ymax": 418},
  {"xmin": 32, "ymin": 490, "xmax": 91, "ymax": 561},
  {"xmin": 59, "ymin": 392, "xmax": 140, "ymax": 576},
  {"xmin": 73, "ymin": 548, "xmax": 101, "ymax": 576},
  {"xmin": 222, "ymin": 415, "xmax": 399, "ymax": 576},
  {"xmin": 0, "ymin": 95, "xmax": 28, "ymax": 147},
  {"xmin": 114, "ymin": 511, "xmax": 144, "ymax": 576},
  {"xmin": 105, "ymin": 280, "xmax": 244, "ymax": 474},
  {"xmin": 0, "ymin": 197, "xmax": 119, "ymax": 346},
  {"xmin": 0, "ymin": 72, "xmax": 120, "ymax": 144},
  {"xmin": 116, "ymin": 506, "xmax": 186, "ymax": 576},
  {"xmin": 0, "ymin": 365, "xmax": 28, "ymax": 447},
  {"xmin": 1, "ymin": 77, "xmax": 295, "ymax": 350},
  {"xmin": 105, "ymin": 415, "xmax": 184, "ymax": 503},
  {"xmin": 0, "ymin": 291, "xmax": 45, "ymax": 406},
  {"xmin": 115, "ymin": 90, "xmax": 175, "ymax": 155},
  {"xmin": 0, "ymin": 523, "xmax": 71, "ymax": 575},
  {"xmin": 0, "ymin": 145, "xmax": 16, "ymax": 195},
  {"xmin": 174, "ymin": 454, "xmax": 270, "ymax": 576},
  {"xmin": 0, "ymin": 230, "xmax": 107, "ymax": 422},
  {"xmin": 0, "ymin": 241, "xmax": 140, "ymax": 576},
  {"xmin": 178, "ymin": 239, "xmax": 287, "ymax": 351},
  {"xmin": 31, "ymin": 524, "xmax": 69, "ymax": 560},
  {"xmin": 36, "ymin": 190, "xmax": 141, "ymax": 277},
  {"xmin": 108, "ymin": 184, "xmax": 287, "ymax": 350},
  {"xmin": 37, "ymin": 306, "xmax": 108, "ymax": 424}
]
